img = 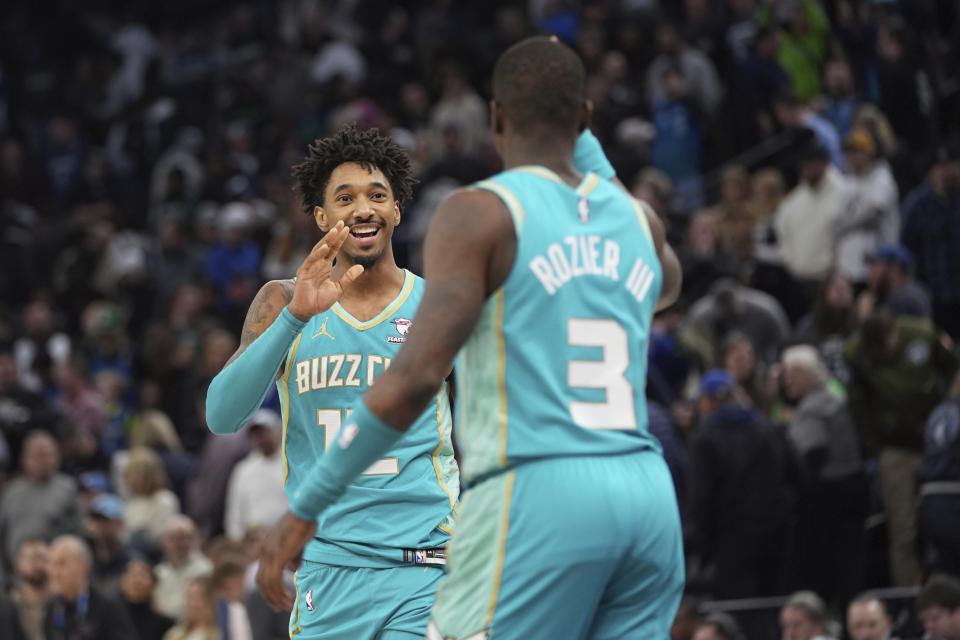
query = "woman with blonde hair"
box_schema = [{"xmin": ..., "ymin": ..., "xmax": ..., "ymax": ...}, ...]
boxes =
[
  {"xmin": 124, "ymin": 446, "xmax": 181, "ymax": 549},
  {"xmin": 162, "ymin": 576, "xmax": 221, "ymax": 640}
]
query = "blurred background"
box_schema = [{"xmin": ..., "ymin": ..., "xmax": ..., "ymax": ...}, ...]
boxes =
[{"xmin": 1, "ymin": 0, "xmax": 960, "ymax": 639}]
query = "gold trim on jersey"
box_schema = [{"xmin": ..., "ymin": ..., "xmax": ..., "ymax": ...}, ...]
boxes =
[
  {"xmin": 331, "ymin": 270, "xmax": 414, "ymax": 330},
  {"xmin": 431, "ymin": 392, "xmax": 456, "ymax": 510},
  {"xmin": 281, "ymin": 332, "xmax": 303, "ymax": 487},
  {"xmin": 495, "ymin": 290, "xmax": 509, "ymax": 467},
  {"xmin": 291, "ymin": 571, "xmax": 302, "ymax": 636},
  {"xmin": 484, "ymin": 471, "xmax": 515, "ymax": 628},
  {"xmin": 628, "ymin": 197, "xmax": 655, "ymax": 247},
  {"xmin": 474, "ymin": 180, "xmax": 525, "ymax": 231},
  {"xmin": 575, "ymin": 172, "xmax": 601, "ymax": 197}
]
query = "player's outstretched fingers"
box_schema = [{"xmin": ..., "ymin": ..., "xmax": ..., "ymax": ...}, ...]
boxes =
[
  {"xmin": 324, "ymin": 220, "xmax": 353, "ymax": 259},
  {"xmin": 337, "ymin": 264, "xmax": 364, "ymax": 294}
]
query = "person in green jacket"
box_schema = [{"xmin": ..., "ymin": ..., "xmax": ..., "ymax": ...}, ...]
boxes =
[{"xmin": 844, "ymin": 310, "xmax": 959, "ymax": 587}]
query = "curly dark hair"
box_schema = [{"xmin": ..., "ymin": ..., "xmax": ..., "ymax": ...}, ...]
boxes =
[{"xmin": 291, "ymin": 124, "xmax": 416, "ymax": 216}]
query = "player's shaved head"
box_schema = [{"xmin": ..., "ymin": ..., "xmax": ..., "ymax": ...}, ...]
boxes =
[{"xmin": 493, "ymin": 36, "xmax": 586, "ymax": 134}]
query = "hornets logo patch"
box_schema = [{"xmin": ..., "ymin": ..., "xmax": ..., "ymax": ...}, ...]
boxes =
[{"xmin": 389, "ymin": 318, "xmax": 412, "ymax": 343}]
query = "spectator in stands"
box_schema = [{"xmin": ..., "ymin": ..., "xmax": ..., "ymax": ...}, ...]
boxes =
[
  {"xmin": 793, "ymin": 271, "xmax": 856, "ymax": 384},
  {"xmin": 162, "ymin": 575, "xmax": 220, "ymax": 640},
  {"xmin": 872, "ymin": 26, "xmax": 930, "ymax": 152},
  {"xmin": 917, "ymin": 374, "xmax": 960, "ymax": 577},
  {"xmin": 723, "ymin": 333, "xmax": 774, "ymax": 413},
  {"xmin": 845, "ymin": 593, "xmax": 895, "ymax": 640},
  {"xmin": 52, "ymin": 355, "xmax": 105, "ymax": 442},
  {"xmin": 688, "ymin": 370, "xmax": 798, "ymax": 599},
  {"xmin": 683, "ymin": 278, "xmax": 790, "ymax": 369},
  {"xmin": 85, "ymin": 493, "xmax": 130, "ymax": 597},
  {"xmin": 730, "ymin": 26, "xmax": 791, "ymax": 148},
  {"xmin": 780, "ymin": 590, "xmax": 835, "ymax": 640},
  {"xmin": 204, "ymin": 202, "xmax": 261, "ymax": 323},
  {"xmin": 774, "ymin": 139, "xmax": 850, "ymax": 285},
  {"xmin": 211, "ymin": 556, "xmax": 252, "ymax": 640},
  {"xmin": 759, "ymin": 0, "xmax": 830, "ymax": 102},
  {"xmin": 9, "ymin": 538, "xmax": 49, "ymax": 640},
  {"xmin": 845, "ymin": 311, "xmax": 960, "ymax": 586},
  {"xmin": 646, "ymin": 20, "xmax": 723, "ymax": 117},
  {"xmin": 13, "ymin": 296, "xmax": 71, "ymax": 394},
  {"xmin": 43, "ymin": 534, "xmax": 137, "ymax": 640},
  {"xmin": 677, "ymin": 210, "xmax": 737, "ymax": 307},
  {"xmin": 631, "ymin": 166, "xmax": 675, "ymax": 224},
  {"xmin": 647, "ymin": 398, "xmax": 689, "ymax": 517},
  {"xmin": 112, "ymin": 410, "xmax": 194, "ymax": 501},
  {"xmin": 153, "ymin": 515, "xmax": 212, "ymax": 620},
  {"xmin": 185, "ymin": 409, "xmax": 251, "ymax": 538},
  {"xmin": 0, "ymin": 343, "xmax": 57, "ymax": 465},
  {"xmin": 0, "ymin": 591, "xmax": 26, "ymax": 639},
  {"xmin": 917, "ymin": 574, "xmax": 960, "ymax": 640},
  {"xmin": 774, "ymin": 92, "xmax": 844, "ymax": 170},
  {"xmin": 224, "ymin": 409, "xmax": 287, "ymax": 540},
  {"xmin": 818, "ymin": 59, "xmax": 858, "ymax": 141},
  {"xmin": 650, "ymin": 65, "xmax": 705, "ymax": 213},
  {"xmin": 861, "ymin": 244, "xmax": 933, "ymax": 321},
  {"xmin": 693, "ymin": 612, "xmax": 746, "ymax": 640},
  {"xmin": 835, "ymin": 128, "xmax": 899, "ymax": 287},
  {"xmin": 119, "ymin": 558, "xmax": 175, "ymax": 640},
  {"xmin": 782, "ymin": 345, "xmax": 866, "ymax": 606},
  {"xmin": 429, "ymin": 61, "xmax": 487, "ymax": 156},
  {"xmin": 0, "ymin": 431, "xmax": 79, "ymax": 571},
  {"xmin": 900, "ymin": 142, "xmax": 960, "ymax": 338},
  {"xmin": 123, "ymin": 446, "xmax": 180, "ymax": 552}
]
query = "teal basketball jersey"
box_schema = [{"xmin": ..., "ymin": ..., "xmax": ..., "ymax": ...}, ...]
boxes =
[
  {"xmin": 456, "ymin": 167, "xmax": 664, "ymax": 483},
  {"xmin": 278, "ymin": 271, "xmax": 458, "ymax": 567}
]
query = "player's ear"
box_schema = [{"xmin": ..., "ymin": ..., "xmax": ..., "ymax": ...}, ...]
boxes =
[
  {"xmin": 314, "ymin": 205, "xmax": 329, "ymax": 232},
  {"xmin": 578, "ymin": 99, "xmax": 593, "ymax": 133},
  {"xmin": 393, "ymin": 200, "xmax": 401, "ymax": 227},
  {"xmin": 491, "ymin": 99, "xmax": 504, "ymax": 135}
]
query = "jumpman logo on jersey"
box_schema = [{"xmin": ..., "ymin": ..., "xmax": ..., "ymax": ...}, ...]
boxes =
[{"xmin": 312, "ymin": 317, "xmax": 335, "ymax": 340}]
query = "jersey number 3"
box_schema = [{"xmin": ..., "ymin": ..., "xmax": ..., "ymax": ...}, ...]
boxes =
[
  {"xmin": 316, "ymin": 409, "xmax": 399, "ymax": 475},
  {"xmin": 567, "ymin": 318, "xmax": 637, "ymax": 430}
]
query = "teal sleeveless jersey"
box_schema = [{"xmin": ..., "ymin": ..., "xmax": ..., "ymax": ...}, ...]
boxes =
[
  {"xmin": 277, "ymin": 271, "xmax": 458, "ymax": 567},
  {"xmin": 456, "ymin": 167, "xmax": 664, "ymax": 483}
]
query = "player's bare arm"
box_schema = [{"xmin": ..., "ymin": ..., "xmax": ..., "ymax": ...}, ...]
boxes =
[
  {"xmin": 207, "ymin": 222, "xmax": 363, "ymax": 435},
  {"xmin": 363, "ymin": 188, "xmax": 513, "ymax": 426},
  {"xmin": 224, "ymin": 279, "xmax": 295, "ymax": 370},
  {"xmin": 221, "ymin": 222, "xmax": 363, "ymax": 370},
  {"xmin": 256, "ymin": 189, "xmax": 511, "ymax": 612},
  {"xmin": 643, "ymin": 203, "xmax": 682, "ymax": 311}
]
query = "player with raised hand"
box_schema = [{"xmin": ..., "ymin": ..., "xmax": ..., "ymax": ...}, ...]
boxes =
[
  {"xmin": 257, "ymin": 36, "xmax": 683, "ymax": 640},
  {"xmin": 208, "ymin": 125, "xmax": 459, "ymax": 639}
]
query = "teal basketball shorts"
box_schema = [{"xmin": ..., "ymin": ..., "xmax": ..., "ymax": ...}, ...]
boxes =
[
  {"xmin": 290, "ymin": 560, "xmax": 445, "ymax": 639},
  {"xmin": 427, "ymin": 450, "xmax": 684, "ymax": 640}
]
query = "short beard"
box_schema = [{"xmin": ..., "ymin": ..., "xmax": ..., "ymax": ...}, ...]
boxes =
[{"xmin": 346, "ymin": 248, "xmax": 385, "ymax": 270}]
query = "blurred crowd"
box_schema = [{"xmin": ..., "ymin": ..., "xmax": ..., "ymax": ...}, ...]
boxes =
[{"xmin": 1, "ymin": 0, "xmax": 960, "ymax": 639}]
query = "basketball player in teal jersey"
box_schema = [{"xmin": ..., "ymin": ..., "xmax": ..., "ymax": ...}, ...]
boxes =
[
  {"xmin": 205, "ymin": 125, "xmax": 459, "ymax": 639},
  {"xmin": 257, "ymin": 37, "xmax": 685, "ymax": 639}
]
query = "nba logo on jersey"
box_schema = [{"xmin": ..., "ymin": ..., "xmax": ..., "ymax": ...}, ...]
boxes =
[
  {"xmin": 577, "ymin": 196, "xmax": 589, "ymax": 223},
  {"xmin": 306, "ymin": 590, "xmax": 314, "ymax": 611},
  {"xmin": 415, "ymin": 550, "xmax": 425, "ymax": 564}
]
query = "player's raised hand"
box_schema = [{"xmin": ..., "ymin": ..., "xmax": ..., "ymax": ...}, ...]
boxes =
[
  {"xmin": 287, "ymin": 220, "xmax": 364, "ymax": 321},
  {"xmin": 256, "ymin": 512, "xmax": 317, "ymax": 611}
]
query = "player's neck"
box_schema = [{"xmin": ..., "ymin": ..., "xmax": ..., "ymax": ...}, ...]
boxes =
[
  {"xmin": 502, "ymin": 136, "xmax": 580, "ymax": 186},
  {"xmin": 334, "ymin": 251, "xmax": 406, "ymax": 318}
]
